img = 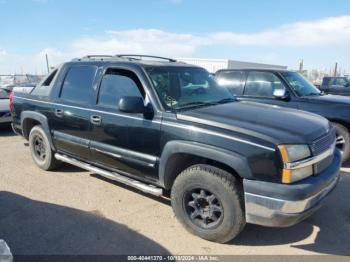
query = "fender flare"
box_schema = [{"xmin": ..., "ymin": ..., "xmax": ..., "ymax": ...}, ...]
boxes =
[
  {"xmin": 328, "ymin": 119, "xmax": 350, "ymax": 129},
  {"xmin": 159, "ymin": 140, "xmax": 252, "ymax": 189},
  {"xmin": 20, "ymin": 111, "xmax": 55, "ymax": 151}
]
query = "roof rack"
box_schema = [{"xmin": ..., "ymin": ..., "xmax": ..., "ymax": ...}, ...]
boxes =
[
  {"xmin": 115, "ymin": 54, "xmax": 177, "ymax": 62},
  {"xmin": 84, "ymin": 55, "xmax": 113, "ymax": 59},
  {"xmin": 72, "ymin": 55, "xmax": 114, "ymax": 61}
]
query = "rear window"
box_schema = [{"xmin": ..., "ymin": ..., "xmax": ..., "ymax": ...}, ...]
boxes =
[
  {"xmin": 60, "ymin": 65, "xmax": 97, "ymax": 104},
  {"xmin": 31, "ymin": 69, "xmax": 58, "ymax": 97}
]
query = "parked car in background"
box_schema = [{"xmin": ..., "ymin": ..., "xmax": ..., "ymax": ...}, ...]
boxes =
[
  {"xmin": 318, "ymin": 76, "xmax": 350, "ymax": 96},
  {"xmin": 11, "ymin": 55, "xmax": 340, "ymax": 243},
  {"xmin": 215, "ymin": 69, "xmax": 350, "ymax": 162},
  {"xmin": 0, "ymin": 87, "xmax": 12, "ymax": 125}
]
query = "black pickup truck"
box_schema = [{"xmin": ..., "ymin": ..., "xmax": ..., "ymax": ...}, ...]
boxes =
[
  {"xmin": 216, "ymin": 69, "xmax": 350, "ymax": 162},
  {"xmin": 11, "ymin": 55, "xmax": 340, "ymax": 243},
  {"xmin": 318, "ymin": 76, "xmax": 350, "ymax": 96}
]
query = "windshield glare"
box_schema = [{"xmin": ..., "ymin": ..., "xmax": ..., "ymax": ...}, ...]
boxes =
[
  {"xmin": 281, "ymin": 71, "xmax": 321, "ymax": 96},
  {"xmin": 146, "ymin": 67, "xmax": 235, "ymax": 111},
  {"xmin": 0, "ymin": 88, "xmax": 10, "ymax": 99}
]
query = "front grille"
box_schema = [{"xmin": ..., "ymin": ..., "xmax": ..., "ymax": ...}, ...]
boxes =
[
  {"xmin": 311, "ymin": 128, "xmax": 336, "ymax": 155},
  {"xmin": 311, "ymin": 128, "xmax": 336, "ymax": 174}
]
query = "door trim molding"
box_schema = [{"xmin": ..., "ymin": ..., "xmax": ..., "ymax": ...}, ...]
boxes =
[{"xmin": 90, "ymin": 141, "xmax": 158, "ymax": 168}]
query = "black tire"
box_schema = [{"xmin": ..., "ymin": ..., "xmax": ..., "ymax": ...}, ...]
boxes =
[
  {"xmin": 332, "ymin": 122, "xmax": 350, "ymax": 163},
  {"xmin": 29, "ymin": 125, "xmax": 61, "ymax": 171},
  {"xmin": 171, "ymin": 164, "xmax": 245, "ymax": 243}
]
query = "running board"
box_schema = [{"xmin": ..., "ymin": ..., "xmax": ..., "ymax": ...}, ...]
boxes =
[{"xmin": 55, "ymin": 153, "xmax": 163, "ymax": 196}]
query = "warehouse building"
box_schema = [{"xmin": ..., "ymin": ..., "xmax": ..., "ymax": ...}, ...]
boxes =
[{"xmin": 176, "ymin": 58, "xmax": 287, "ymax": 73}]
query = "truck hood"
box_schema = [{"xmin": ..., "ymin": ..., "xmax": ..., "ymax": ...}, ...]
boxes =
[
  {"xmin": 302, "ymin": 94, "xmax": 350, "ymax": 105},
  {"xmin": 0, "ymin": 99, "xmax": 9, "ymax": 112},
  {"xmin": 178, "ymin": 101, "xmax": 330, "ymax": 145}
]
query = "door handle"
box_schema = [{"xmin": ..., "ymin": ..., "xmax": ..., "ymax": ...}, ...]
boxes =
[
  {"xmin": 90, "ymin": 115, "xmax": 102, "ymax": 125},
  {"xmin": 55, "ymin": 109, "xmax": 64, "ymax": 117}
]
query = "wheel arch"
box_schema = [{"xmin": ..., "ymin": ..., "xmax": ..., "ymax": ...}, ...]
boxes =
[
  {"xmin": 329, "ymin": 119, "xmax": 350, "ymax": 131},
  {"xmin": 159, "ymin": 141, "xmax": 252, "ymax": 190},
  {"xmin": 21, "ymin": 111, "xmax": 55, "ymax": 151}
]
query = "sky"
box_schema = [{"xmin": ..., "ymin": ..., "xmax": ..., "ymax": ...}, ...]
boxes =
[{"xmin": 1, "ymin": 0, "xmax": 350, "ymax": 74}]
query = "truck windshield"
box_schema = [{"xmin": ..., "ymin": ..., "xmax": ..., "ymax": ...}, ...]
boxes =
[
  {"xmin": 146, "ymin": 67, "xmax": 235, "ymax": 111},
  {"xmin": 281, "ymin": 71, "xmax": 321, "ymax": 96},
  {"xmin": 0, "ymin": 88, "xmax": 10, "ymax": 99}
]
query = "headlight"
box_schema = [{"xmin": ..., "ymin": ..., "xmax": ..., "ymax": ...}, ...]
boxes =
[{"xmin": 278, "ymin": 144, "xmax": 313, "ymax": 184}]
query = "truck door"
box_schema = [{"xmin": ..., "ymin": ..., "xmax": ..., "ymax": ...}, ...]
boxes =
[
  {"xmin": 89, "ymin": 67, "xmax": 161, "ymax": 182},
  {"xmin": 50, "ymin": 65, "xmax": 97, "ymax": 160}
]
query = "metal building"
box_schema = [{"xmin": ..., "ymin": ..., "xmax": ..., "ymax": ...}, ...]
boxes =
[{"xmin": 176, "ymin": 58, "xmax": 287, "ymax": 73}]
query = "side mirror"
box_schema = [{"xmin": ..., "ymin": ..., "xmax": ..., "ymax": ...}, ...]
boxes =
[
  {"xmin": 273, "ymin": 89, "xmax": 289, "ymax": 100},
  {"xmin": 119, "ymin": 96, "xmax": 153, "ymax": 118}
]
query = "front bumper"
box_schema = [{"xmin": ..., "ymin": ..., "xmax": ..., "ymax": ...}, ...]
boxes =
[{"xmin": 244, "ymin": 149, "xmax": 341, "ymax": 227}]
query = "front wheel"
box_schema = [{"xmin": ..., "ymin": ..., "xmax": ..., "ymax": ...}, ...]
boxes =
[
  {"xmin": 29, "ymin": 125, "xmax": 61, "ymax": 171},
  {"xmin": 332, "ymin": 122, "xmax": 350, "ymax": 163},
  {"xmin": 171, "ymin": 164, "xmax": 245, "ymax": 243}
]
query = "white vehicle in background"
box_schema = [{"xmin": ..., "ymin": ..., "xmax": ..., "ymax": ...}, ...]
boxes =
[
  {"xmin": 0, "ymin": 88, "xmax": 12, "ymax": 125},
  {"xmin": 0, "ymin": 83, "xmax": 36, "ymax": 126}
]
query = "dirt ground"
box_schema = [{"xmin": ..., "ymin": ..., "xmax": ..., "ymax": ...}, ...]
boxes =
[{"xmin": 0, "ymin": 125, "xmax": 349, "ymax": 256}]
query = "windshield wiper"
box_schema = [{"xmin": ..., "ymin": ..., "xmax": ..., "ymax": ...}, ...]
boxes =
[
  {"xmin": 176, "ymin": 98, "xmax": 236, "ymax": 111},
  {"xmin": 303, "ymin": 93, "xmax": 322, "ymax": 96},
  {"xmin": 211, "ymin": 98, "xmax": 236, "ymax": 104},
  {"xmin": 177, "ymin": 101, "xmax": 213, "ymax": 110}
]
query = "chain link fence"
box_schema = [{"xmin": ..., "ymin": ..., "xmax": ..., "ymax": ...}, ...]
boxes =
[{"xmin": 0, "ymin": 74, "xmax": 45, "ymax": 88}]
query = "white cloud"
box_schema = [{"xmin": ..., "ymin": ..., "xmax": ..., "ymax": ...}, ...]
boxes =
[
  {"xmin": 210, "ymin": 16, "xmax": 350, "ymax": 46},
  {"xmin": 0, "ymin": 49, "xmax": 7, "ymax": 56},
  {"xmin": 1, "ymin": 15, "xmax": 350, "ymax": 73},
  {"xmin": 71, "ymin": 29, "xmax": 205, "ymax": 57}
]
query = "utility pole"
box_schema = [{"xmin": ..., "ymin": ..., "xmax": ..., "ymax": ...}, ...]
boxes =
[
  {"xmin": 299, "ymin": 59, "xmax": 304, "ymax": 72},
  {"xmin": 334, "ymin": 62, "xmax": 338, "ymax": 77},
  {"xmin": 45, "ymin": 54, "xmax": 50, "ymax": 74}
]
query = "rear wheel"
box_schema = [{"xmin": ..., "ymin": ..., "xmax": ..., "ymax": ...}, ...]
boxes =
[
  {"xmin": 29, "ymin": 125, "xmax": 61, "ymax": 170},
  {"xmin": 332, "ymin": 122, "xmax": 350, "ymax": 163},
  {"xmin": 171, "ymin": 164, "xmax": 245, "ymax": 243}
]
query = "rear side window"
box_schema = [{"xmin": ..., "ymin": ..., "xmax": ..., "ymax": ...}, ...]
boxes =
[
  {"xmin": 331, "ymin": 78, "xmax": 349, "ymax": 87},
  {"xmin": 31, "ymin": 69, "xmax": 58, "ymax": 96},
  {"xmin": 97, "ymin": 69, "xmax": 143, "ymax": 109},
  {"xmin": 244, "ymin": 71, "xmax": 285, "ymax": 97},
  {"xmin": 216, "ymin": 71, "xmax": 244, "ymax": 95},
  {"xmin": 60, "ymin": 65, "xmax": 97, "ymax": 104}
]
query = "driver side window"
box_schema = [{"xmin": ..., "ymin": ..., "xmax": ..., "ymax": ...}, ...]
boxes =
[
  {"xmin": 244, "ymin": 71, "xmax": 285, "ymax": 97},
  {"xmin": 97, "ymin": 69, "xmax": 144, "ymax": 109}
]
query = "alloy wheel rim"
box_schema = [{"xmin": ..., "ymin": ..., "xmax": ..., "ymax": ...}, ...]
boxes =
[
  {"xmin": 184, "ymin": 188, "xmax": 223, "ymax": 229},
  {"xmin": 336, "ymin": 133, "xmax": 346, "ymax": 154},
  {"xmin": 33, "ymin": 134, "xmax": 46, "ymax": 161}
]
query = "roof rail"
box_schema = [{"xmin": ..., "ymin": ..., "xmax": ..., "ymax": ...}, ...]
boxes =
[
  {"xmin": 115, "ymin": 54, "xmax": 177, "ymax": 62},
  {"xmin": 72, "ymin": 55, "xmax": 114, "ymax": 62},
  {"xmin": 83, "ymin": 55, "xmax": 113, "ymax": 59}
]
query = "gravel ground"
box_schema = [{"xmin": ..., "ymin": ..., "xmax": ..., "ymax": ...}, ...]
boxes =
[{"xmin": 0, "ymin": 125, "xmax": 349, "ymax": 256}]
